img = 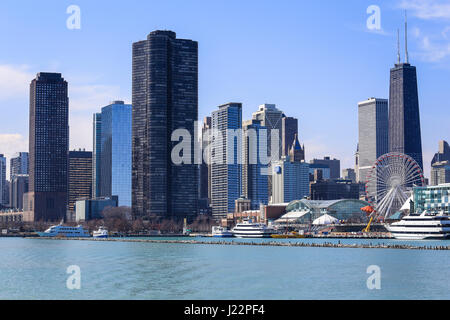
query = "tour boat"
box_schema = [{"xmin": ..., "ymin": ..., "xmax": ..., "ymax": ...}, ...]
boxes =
[
  {"xmin": 93, "ymin": 226, "xmax": 109, "ymax": 238},
  {"xmin": 211, "ymin": 226, "xmax": 233, "ymax": 238},
  {"xmin": 37, "ymin": 224, "xmax": 90, "ymax": 238},
  {"xmin": 386, "ymin": 211, "xmax": 450, "ymax": 240},
  {"xmin": 232, "ymin": 219, "xmax": 276, "ymax": 238}
]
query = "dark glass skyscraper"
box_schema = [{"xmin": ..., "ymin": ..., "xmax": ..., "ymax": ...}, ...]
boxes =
[
  {"xmin": 389, "ymin": 62, "xmax": 423, "ymax": 170},
  {"xmin": 281, "ymin": 116, "xmax": 298, "ymax": 157},
  {"xmin": 68, "ymin": 150, "xmax": 92, "ymax": 212},
  {"xmin": 25, "ymin": 72, "xmax": 69, "ymax": 222},
  {"xmin": 132, "ymin": 30, "xmax": 198, "ymax": 220}
]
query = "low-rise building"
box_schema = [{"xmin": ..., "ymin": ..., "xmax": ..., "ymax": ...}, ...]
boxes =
[
  {"xmin": 413, "ymin": 183, "xmax": 450, "ymax": 215},
  {"xmin": 275, "ymin": 199, "xmax": 370, "ymax": 226},
  {"xmin": 75, "ymin": 196, "xmax": 118, "ymax": 222}
]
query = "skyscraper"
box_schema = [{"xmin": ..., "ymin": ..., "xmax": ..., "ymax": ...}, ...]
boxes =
[
  {"xmin": 357, "ymin": 98, "xmax": 389, "ymax": 183},
  {"xmin": 430, "ymin": 141, "xmax": 450, "ymax": 186},
  {"xmin": 389, "ymin": 18, "xmax": 423, "ymax": 170},
  {"xmin": 92, "ymin": 113, "xmax": 102, "ymax": 198},
  {"xmin": 310, "ymin": 157, "xmax": 340, "ymax": 180},
  {"xmin": 242, "ymin": 119, "xmax": 268, "ymax": 209},
  {"xmin": 252, "ymin": 104, "xmax": 284, "ymax": 200},
  {"xmin": 68, "ymin": 150, "xmax": 92, "ymax": 212},
  {"xmin": 95, "ymin": 101, "xmax": 132, "ymax": 207},
  {"xmin": 10, "ymin": 152, "xmax": 29, "ymax": 178},
  {"xmin": 132, "ymin": 30, "xmax": 198, "ymax": 220},
  {"xmin": 272, "ymin": 136, "xmax": 309, "ymax": 204},
  {"xmin": 199, "ymin": 117, "xmax": 211, "ymax": 208},
  {"xmin": 0, "ymin": 155, "xmax": 6, "ymax": 206},
  {"xmin": 10, "ymin": 175, "xmax": 28, "ymax": 210},
  {"xmin": 281, "ymin": 116, "xmax": 299, "ymax": 157},
  {"xmin": 431, "ymin": 140, "xmax": 450, "ymax": 165},
  {"xmin": 252, "ymin": 104, "xmax": 283, "ymax": 156},
  {"xmin": 211, "ymin": 103, "xmax": 242, "ymax": 219},
  {"xmin": 24, "ymin": 73, "xmax": 68, "ymax": 221},
  {"xmin": 342, "ymin": 168, "xmax": 356, "ymax": 183},
  {"xmin": 430, "ymin": 161, "xmax": 450, "ymax": 186}
]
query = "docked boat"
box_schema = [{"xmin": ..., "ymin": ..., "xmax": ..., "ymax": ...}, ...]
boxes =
[
  {"xmin": 93, "ymin": 226, "xmax": 108, "ymax": 238},
  {"xmin": 37, "ymin": 224, "xmax": 90, "ymax": 238},
  {"xmin": 386, "ymin": 211, "xmax": 450, "ymax": 240},
  {"xmin": 211, "ymin": 226, "xmax": 233, "ymax": 238},
  {"xmin": 232, "ymin": 219, "xmax": 276, "ymax": 238}
]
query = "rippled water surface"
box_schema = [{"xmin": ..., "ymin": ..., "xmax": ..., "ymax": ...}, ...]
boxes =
[{"xmin": 1, "ymin": 237, "xmax": 449, "ymax": 300}]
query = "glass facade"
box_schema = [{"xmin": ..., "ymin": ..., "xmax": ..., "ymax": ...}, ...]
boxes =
[
  {"xmin": 98, "ymin": 102, "xmax": 132, "ymax": 207},
  {"xmin": 414, "ymin": 184, "xmax": 450, "ymax": 215},
  {"xmin": 132, "ymin": 30, "xmax": 198, "ymax": 219},
  {"xmin": 28, "ymin": 72, "xmax": 69, "ymax": 221},
  {"xmin": 0, "ymin": 155, "xmax": 5, "ymax": 205},
  {"xmin": 68, "ymin": 151, "xmax": 92, "ymax": 212},
  {"xmin": 272, "ymin": 158, "xmax": 309, "ymax": 204},
  {"xmin": 211, "ymin": 103, "xmax": 242, "ymax": 219},
  {"xmin": 10, "ymin": 152, "xmax": 29, "ymax": 178},
  {"xmin": 92, "ymin": 113, "xmax": 102, "ymax": 198},
  {"xmin": 242, "ymin": 120, "xmax": 268, "ymax": 209},
  {"xmin": 389, "ymin": 63, "xmax": 423, "ymax": 171}
]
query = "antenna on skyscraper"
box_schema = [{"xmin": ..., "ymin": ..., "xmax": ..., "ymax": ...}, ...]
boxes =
[
  {"xmin": 405, "ymin": 10, "xmax": 409, "ymax": 63},
  {"xmin": 397, "ymin": 29, "xmax": 401, "ymax": 64}
]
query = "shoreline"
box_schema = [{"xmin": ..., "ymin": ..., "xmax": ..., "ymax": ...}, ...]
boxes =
[{"xmin": 24, "ymin": 237, "xmax": 450, "ymax": 251}]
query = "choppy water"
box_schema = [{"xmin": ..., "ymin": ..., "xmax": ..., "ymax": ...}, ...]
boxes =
[{"xmin": 0, "ymin": 237, "xmax": 449, "ymax": 300}]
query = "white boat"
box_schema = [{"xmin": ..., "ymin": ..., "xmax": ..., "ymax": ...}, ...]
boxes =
[
  {"xmin": 232, "ymin": 219, "xmax": 276, "ymax": 238},
  {"xmin": 93, "ymin": 226, "xmax": 108, "ymax": 238},
  {"xmin": 211, "ymin": 226, "xmax": 233, "ymax": 238},
  {"xmin": 386, "ymin": 211, "xmax": 450, "ymax": 240},
  {"xmin": 37, "ymin": 224, "xmax": 90, "ymax": 238}
]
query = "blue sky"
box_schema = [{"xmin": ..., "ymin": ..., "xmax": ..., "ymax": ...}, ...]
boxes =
[{"xmin": 0, "ymin": 0, "xmax": 449, "ymax": 178}]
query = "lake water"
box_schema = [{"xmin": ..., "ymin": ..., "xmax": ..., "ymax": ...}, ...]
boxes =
[{"xmin": 1, "ymin": 237, "xmax": 449, "ymax": 300}]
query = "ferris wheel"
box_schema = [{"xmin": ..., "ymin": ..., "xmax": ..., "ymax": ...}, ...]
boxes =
[{"xmin": 365, "ymin": 152, "xmax": 425, "ymax": 219}]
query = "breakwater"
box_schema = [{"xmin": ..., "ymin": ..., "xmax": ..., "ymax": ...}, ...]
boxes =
[{"xmin": 27, "ymin": 237, "xmax": 450, "ymax": 251}]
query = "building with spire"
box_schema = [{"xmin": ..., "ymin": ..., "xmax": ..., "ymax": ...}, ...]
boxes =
[
  {"xmin": 389, "ymin": 13, "xmax": 423, "ymax": 170},
  {"xmin": 271, "ymin": 135, "xmax": 309, "ymax": 204},
  {"xmin": 288, "ymin": 134, "xmax": 305, "ymax": 162},
  {"xmin": 281, "ymin": 116, "xmax": 298, "ymax": 157}
]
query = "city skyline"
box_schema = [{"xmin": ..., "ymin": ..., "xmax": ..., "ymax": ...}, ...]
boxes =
[{"xmin": 0, "ymin": 1, "xmax": 449, "ymax": 180}]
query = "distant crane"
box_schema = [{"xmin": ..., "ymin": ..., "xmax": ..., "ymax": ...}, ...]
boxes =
[{"xmin": 361, "ymin": 206, "xmax": 375, "ymax": 233}]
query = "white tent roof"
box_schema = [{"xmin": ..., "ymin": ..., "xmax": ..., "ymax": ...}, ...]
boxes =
[
  {"xmin": 312, "ymin": 214, "xmax": 339, "ymax": 225},
  {"xmin": 275, "ymin": 211, "xmax": 309, "ymax": 223},
  {"xmin": 400, "ymin": 195, "xmax": 413, "ymax": 211}
]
